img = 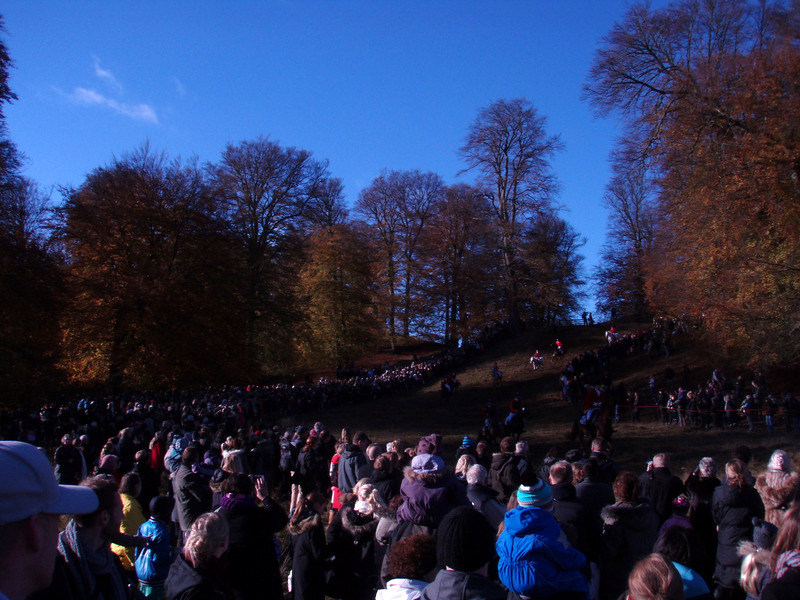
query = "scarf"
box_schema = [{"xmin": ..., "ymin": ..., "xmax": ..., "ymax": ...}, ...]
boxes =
[
  {"xmin": 58, "ymin": 519, "xmax": 129, "ymax": 600},
  {"xmin": 775, "ymin": 549, "xmax": 800, "ymax": 580}
]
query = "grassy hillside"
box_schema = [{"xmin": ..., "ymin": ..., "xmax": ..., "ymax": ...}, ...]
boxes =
[{"xmin": 294, "ymin": 321, "xmax": 799, "ymax": 479}]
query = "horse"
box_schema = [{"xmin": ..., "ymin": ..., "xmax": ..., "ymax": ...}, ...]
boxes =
[
  {"xmin": 503, "ymin": 407, "xmax": 527, "ymax": 441},
  {"xmin": 568, "ymin": 403, "xmax": 614, "ymax": 454},
  {"xmin": 478, "ymin": 417, "xmax": 502, "ymax": 446}
]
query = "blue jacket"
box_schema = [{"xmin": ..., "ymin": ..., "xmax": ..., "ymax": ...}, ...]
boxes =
[
  {"xmin": 497, "ymin": 506, "xmax": 588, "ymax": 598},
  {"xmin": 135, "ymin": 517, "xmax": 173, "ymax": 584}
]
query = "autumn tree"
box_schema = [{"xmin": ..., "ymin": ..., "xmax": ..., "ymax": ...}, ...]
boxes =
[
  {"xmin": 460, "ymin": 98, "xmax": 562, "ymax": 329},
  {"xmin": 208, "ymin": 136, "xmax": 329, "ymax": 375},
  {"xmin": 395, "ymin": 170, "xmax": 444, "ymax": 338},
  {"xmin": 586, "ymin": 0, "xmax": 800, "ymax": 367},
  {"xmin": 594, "ymin": 144, "xmax": 656, "ymax": 319},
  {"xmin": 518, "ymin": 213, "xmax": 586, "ymax": 324},
  {"xmin": 296, "ymin": 222, "xmax": 382, "ymax": 366},
  {"xmin": 0, "ymin": 19, "xmax": 63, "ymax": 405},
  {"xmin": 412, "ymin": 183, "xmax": 497, "ymax": 344},
  {"xmin": 58, "ymin": 146, "xmax": 243, "ymax": 389},
  {"xmin": 0, "ymin": 178, "xmax": 63, "ymax": 404},
  {"xmin": 302, "ymin": 176, "xmax": 348, "ymax": 229},
  {"xmin": 356, "ymin": 170, "xmax": 442, "ymax": 348}
]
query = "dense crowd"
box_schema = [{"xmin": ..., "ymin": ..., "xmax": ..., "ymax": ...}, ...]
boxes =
[
  {"xmin": 3, "ymin": 316, "xmax": 800, "ymax": 600},
  {"xmin": 2, "ymin": 411, "xmax": 799, "ymax": 600}
]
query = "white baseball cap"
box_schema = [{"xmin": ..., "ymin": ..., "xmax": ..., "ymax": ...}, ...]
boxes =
[{"xmin": 0, "ymin": 441, "xmax": 99, "ymax": 525}]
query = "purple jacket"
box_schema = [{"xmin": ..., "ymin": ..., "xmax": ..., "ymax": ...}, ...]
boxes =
[{"xmin": 396, "ymin": 467, "xmax": 469, "ymax": 528}]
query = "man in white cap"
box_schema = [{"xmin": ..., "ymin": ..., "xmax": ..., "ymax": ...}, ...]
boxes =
[{"xmin": 0, "ymin": 441, "xmax": 99, "ymax": 600}]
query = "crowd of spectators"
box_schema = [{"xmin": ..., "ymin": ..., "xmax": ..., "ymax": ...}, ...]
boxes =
[
  {"xmin": 3, "ymin": 315, "xmax": 800, "ymax": 600},
  {"xmin": 5, "ymin": 420, "xmax": 800, "ymax": 600}
]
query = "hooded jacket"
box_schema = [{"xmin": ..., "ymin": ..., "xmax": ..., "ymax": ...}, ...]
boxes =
[
  {"xmin": 396, "ymin": 467, "xmax": 469, "ymax": 528},
  {"xmin": 287, "ymin": 511, "xmax": 328, "ymax": 600},
  {"xmin": 712, "ymin": 482, "xmax": 765, "ymax": 588},
  {"xmin": 496, "ymin": 506, "xmax": 588, "ymax": 598},
  {"xmin": 420, "ymin": 569, "xmax": 506, "ymax": 600},
  {"xmin": 135, "ymin": 517, "xmax": 173, "ymax": 584},
  {"xmin": 599, "ymin": 498, "xmax": 659, "ymax": 600},
  {"xmin": 338, "ymin": 444, "xmax": 367, "ymax": 494},
  {"xmin": 488, "ymin": 452, "xmax": 520, "ymax": 504}
]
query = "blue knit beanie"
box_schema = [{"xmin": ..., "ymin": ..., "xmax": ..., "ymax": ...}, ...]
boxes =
[{"xmin": 517, "ymin": 478, "xmax": 554, "ymax": 511}]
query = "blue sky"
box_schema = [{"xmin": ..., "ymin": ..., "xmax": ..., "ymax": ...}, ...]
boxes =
[{"xmin": 3, "ymin": 1, "xmax": 642, "ymax": 305}]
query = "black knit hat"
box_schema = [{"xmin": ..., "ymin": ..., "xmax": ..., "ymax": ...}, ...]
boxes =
[
  {"xmin": 149, "ymin": 495, "xmax": 175, "ymax": 521},
  {"xmin": 752, "ymin": 517, "xmax": 778, "ymax": 550},
  {"xmin": 436, "ymin": 506, "xmax": 496, "ymax": 572}
]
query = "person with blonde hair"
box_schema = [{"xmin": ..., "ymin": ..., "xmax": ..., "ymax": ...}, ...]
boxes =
[
  {"xmin": 626, "ymin": 553, "xmax": 685, "ymax": 600},
  {"xmin": 455, "ymin": 453, "xmax": 475, "ymax": 481},
  {"xmin": 165, "ymin": 512, "xmax": 231, "ymax": 600}
]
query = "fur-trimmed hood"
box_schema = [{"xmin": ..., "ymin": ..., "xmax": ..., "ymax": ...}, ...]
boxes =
[
  {"xmin": 339, "ymin": 504, "xmax": 379, "ymax": 541},
  {"xmin": 601, "ymin": 498, "xmax": 657, "ymax": 527},
  {"xmin": 288, "ymin": 511, "xmax": 324, "ymax": 536},
  {"xmin": 403, "ymin": 464, "xmax": 451, "ymax": 484}
]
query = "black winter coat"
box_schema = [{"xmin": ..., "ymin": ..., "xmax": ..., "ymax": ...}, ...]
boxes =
[
  {"xmin": 326, "ymin": 504, "xmax": 380, "ymax": 600},
  {"xmin": 600, "ymin": 499, "xmax": 659, "ymax": 600},
  {"xmin": 640, "ymin": 467, "xmax": 686, "ymax": 525},
  {"xmin": 552, "ymin": 482, "xmax": 590, "ymax": 561},
  {"xmin": 287, "ymin": 512, "xmax": 329, "ymax": 600},
  {"xmin": 711, "ymin": 482, "xmax": 765, "ymax": 589},
  {"xmin": 216, "ymin": 494, "xmax": 288, "ymax": 600},
  {"xmin": 762, "ymin": 567, "xmax": 800, "ymax": 600},
  {"xmin": 165, "ymin": 554, "xmax": 230, "ymax": 600}
]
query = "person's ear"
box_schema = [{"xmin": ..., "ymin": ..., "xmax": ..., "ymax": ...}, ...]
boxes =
[
  {"xmin": 26, "ymin": 514, "xmax": 43, "ymax": 552},
  {"xmin": 100, "ymin": 509, "xmax": 110, "ymax": 527}
]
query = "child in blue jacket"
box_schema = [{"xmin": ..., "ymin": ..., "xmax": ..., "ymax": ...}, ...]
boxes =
[
  {"xmin": 135, "ymin": 496, "xmax": 175, "ymax": 599},
  {"xmin": 497, "ymin": 477, "xmax": 589, "ymax": 599}
]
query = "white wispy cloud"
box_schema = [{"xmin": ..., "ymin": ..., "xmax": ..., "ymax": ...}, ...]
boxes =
[
  {"xmin": 69, "ymin": 87, "xmax": 159, "ymax": 124},
  {"xmin": 171, "ymin": 77, "xmax": 186, "ymax": 97},
  {"xmin": 92, "ymin": 55, "xmax": 123, "ymax": 95}
]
